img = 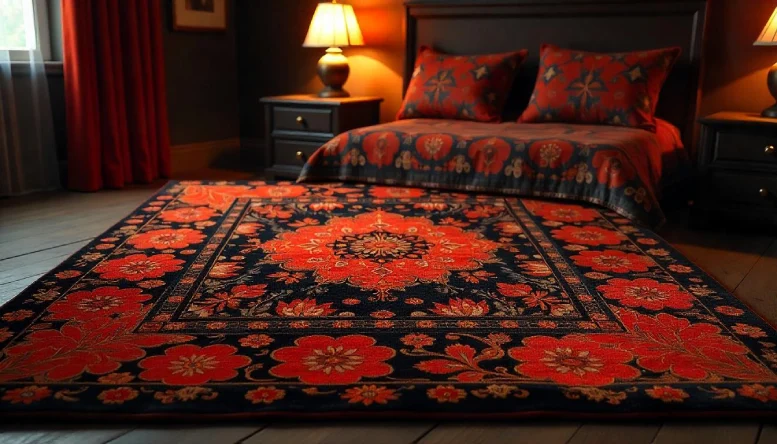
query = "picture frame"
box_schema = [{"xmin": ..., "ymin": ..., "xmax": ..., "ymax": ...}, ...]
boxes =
[{"xmin": 172, "ymin": 0, "xmax": 228, "ymax": 32}]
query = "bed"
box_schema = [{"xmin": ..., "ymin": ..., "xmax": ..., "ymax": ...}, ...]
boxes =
[
  {"xmin": 299, "ymin": 118, "xmax": 687, "ymax": 227},
  {"xmin": 299, "ymin": 0, "xmax": 705, "ymax": 227}
]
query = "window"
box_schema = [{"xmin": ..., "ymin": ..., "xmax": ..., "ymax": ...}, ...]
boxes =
[{"xmin": 0, "ymin": 0, "xmax": 51, "ymax": 60}]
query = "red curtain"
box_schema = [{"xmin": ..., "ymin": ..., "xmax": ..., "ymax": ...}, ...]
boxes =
[{"xmin": 62, "ymin": 0, "xmax": 170, "ymax": 191}]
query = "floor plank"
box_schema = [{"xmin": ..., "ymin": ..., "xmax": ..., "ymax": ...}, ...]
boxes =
[
  {"xmin": 417, "ymin": 422, "xmax": 581, "ymax": 444},
  {"xmin": 0, "ymin": 202, "xmax": 148, "ymax": 260},
  {"xmin": 0, "ymin": 192, "xmax": 138, "ymax": 226},
  {"xmin": 757, "ymin": 424, "xmax": 777, "ymax": 444},
  {"xmin": 652, "ymin": 422, "xmax": 761, "ymax": 444},
  {"xmin": 733, "ymin": 240, "xmax": 777, "ymax": 325},
  {"xmin": 0, "ymin": 426, "xmax": 130, "ymax": 444},
  {"xmin": 246, "ymin": 421, "xmax": 435, "ymax": 444},
  {"xmin": 107, "ymin": 426, "xmax": 263, "ymax": 444},
  {"xmin": 662, "ymin": 228, "xmax": 773, "ymax": 291},
  {"xmin": 0, "ymin": 273, "xmax": 44, "ymax": 305},
  {"xmin": 0, "ymin": 187, "xmax": 155, "ymax": 227},
  {"xmin": 567, "ymin": 423, "xmax": 661, "ymax": 444},
  {"xmin": 0, "ymin": 240, "xmax": 90, "ymax": 286}
]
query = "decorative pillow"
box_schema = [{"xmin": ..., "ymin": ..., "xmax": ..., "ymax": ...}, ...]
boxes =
[
  {"xmin": 518, "ymin": 44, "xmax": 681, "ymax": 132},
  {"xmin": 397, "ymin": 46, "xmax": 528, "ymax": 123}
]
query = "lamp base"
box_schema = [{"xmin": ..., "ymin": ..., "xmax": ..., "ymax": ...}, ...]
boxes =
[
  {"xmin": 318, "ymin": 86, "xmax": 351, "ymax": 98},
  {"xmin": 762, "ymin": 104, "xmax": 777, "ymax": 118},
  {"xmin": 316, "ymin": 48, "xmax": 350, "ymax": 98},
  {"xmin": 762, "ymin": 62, "xmax": 777, "ymax": 118}
]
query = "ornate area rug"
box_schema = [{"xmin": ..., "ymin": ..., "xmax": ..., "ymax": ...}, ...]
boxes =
[{"xmin": 1, "ymin": 181, "xmax": 776, "ymax": 419}]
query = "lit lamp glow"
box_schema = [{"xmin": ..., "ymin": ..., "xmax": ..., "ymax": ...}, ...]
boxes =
[
  {"xmin": 303, "ymin": 1, "xmax": 364, "ymax": 98},
  {"xmin": 754, "ymin": 7, "xmax": 777, "ymax": 117}
]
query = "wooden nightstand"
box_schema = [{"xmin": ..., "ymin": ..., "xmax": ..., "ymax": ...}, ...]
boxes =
[
  {"xmin": 691, "ymin": 112, "xmax": 777, "ymax": 228},
  {"xmin": 260, "ymin": 94, "xmax": 383, "ymax": 179}
]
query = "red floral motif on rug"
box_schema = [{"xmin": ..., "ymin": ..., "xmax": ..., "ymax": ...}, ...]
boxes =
[
  {"xmin": 262, "ymin": 210, "xmax": 498, "ymax": 300},
  {"xmin": 0, "ymin": 181, "xmax": 776, "ymax": 419}
]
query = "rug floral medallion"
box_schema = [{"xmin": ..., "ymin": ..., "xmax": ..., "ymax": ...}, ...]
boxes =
[{"xmin": 1, "ymin": 181, "xmax": 776, "ymax": 418}]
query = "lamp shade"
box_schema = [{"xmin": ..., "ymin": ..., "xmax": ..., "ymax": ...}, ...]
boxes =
[
  {"xmin": 303, "ymin": 2, "xmax": 364, "ymax": 48},
  {"xmin": 755, "ymin": 7, "xmax": 777, "ymax": 46}
]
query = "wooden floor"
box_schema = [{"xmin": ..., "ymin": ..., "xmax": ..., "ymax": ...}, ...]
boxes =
[{"xmin": 1, "ymin": 178, "xmax": 776, "ymax": 444}]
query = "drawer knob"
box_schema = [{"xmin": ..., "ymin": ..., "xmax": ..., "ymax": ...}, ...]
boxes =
[
  {"xmin": 759, "ymin": 188, "xmax": 770, "ymax": 198},
  {"xmin": 766, "ymin": 145, "xmax": 776, "ymax": 156},
  {"xmin": 296, "ymin": 151, "xmax": 306, "ymax": 161},
  {"xmin": 295, "ymin": 116, "xmax": 305, "ymax": 125}
]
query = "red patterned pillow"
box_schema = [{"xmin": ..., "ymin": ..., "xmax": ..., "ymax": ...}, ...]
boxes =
[
  {"xmin": 518, "ymin": 44, "xmax": 681, "ymax": 132},
  {"xmin": 397, "ymin": 46, "xmax": 528, "ymax": 123}
]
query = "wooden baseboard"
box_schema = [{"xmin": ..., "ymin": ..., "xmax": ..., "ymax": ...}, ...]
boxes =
[{"xmin": 171, "ymin": 138, "xmax": 241, "ymax": 174}]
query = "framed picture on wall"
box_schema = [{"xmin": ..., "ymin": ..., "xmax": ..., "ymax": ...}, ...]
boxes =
[{"xmin": 172, "ymin": 0, "xmax": 228, "ymax": 31}]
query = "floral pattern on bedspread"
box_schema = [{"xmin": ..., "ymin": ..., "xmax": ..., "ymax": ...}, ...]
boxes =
[{"xmin": 299, "ymin": 119, "xmax": 669, "ymax": 227}]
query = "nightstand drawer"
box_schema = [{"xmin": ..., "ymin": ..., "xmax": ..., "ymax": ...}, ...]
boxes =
[
  {"xmin": 705, "ymin": 171, "xmax": 777, "ymax": 207},
  {"xmin": 273, "ymin": 106, "xmax": 332, "ymax": 134},
  {"xmin": 262, "ymin": 95, "xmax": 382, "ymax": 179},
  {"xmin": 695, "ymin": 112, "xmax": 777, "ymax": 229},
  {"xmin": 273, "ymin": 139, "xmax": 321, "ymax": 167},
  {"xmin": 714, "ymin": 130, "xmax": 777, "ymax": 165}
]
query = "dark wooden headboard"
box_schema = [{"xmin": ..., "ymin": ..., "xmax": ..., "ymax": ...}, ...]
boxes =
[{"xmin": 404, "ymin": 0, "xmax": 708, "ymax": 149}]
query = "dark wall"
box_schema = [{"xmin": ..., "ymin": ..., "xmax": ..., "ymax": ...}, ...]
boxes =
[
  {"xmin": 236, "ymin": 0, "xmax": 405, "ymax": 147},
  {"xmin": 162, "ymin": 2, "xmax": 240, "ymax": 145},
  {"xmin": 47, "ymin": 71, "xmax": 66, "ymax": 163},
  {"xmin": 700, "ymin": 0, "xmax": 777, "ymax": 115},
  {"xmin": 236, "ymin": 0, "xmax": 777, "ymax": 159}
]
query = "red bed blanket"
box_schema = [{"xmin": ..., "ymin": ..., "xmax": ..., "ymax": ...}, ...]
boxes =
[{"xmin": 299, "ymin": 119, "xmax": 685, "ymax": 227}]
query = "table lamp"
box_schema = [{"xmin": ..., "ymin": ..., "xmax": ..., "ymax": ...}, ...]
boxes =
[
  {"xmin": 755, "ymin": 6, "xmax": 777, "ymax": 117},
  {"xmin": 303, "ymin": 1, "xmax": 364, "ymax": 98}
]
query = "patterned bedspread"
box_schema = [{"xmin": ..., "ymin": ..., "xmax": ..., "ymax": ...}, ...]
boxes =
[{"xmin": 299, "ymin": 119, "xmax": 684, "ymax": 227}]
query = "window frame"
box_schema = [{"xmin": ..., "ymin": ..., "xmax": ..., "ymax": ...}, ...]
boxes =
[{"xmin": 3, "ymin": 0, "xmax": 52, "ymax": 61}]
